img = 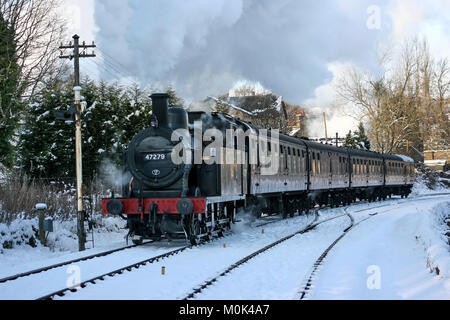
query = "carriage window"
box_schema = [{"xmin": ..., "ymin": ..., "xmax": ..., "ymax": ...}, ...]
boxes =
[
  {"xmin": 317, "ymin": 153, "xmax": 321, "ymax": 161},
  {"xmin": 312, "ymin": 153, "xmax": 315, "ymax": 160},
  {"xmin": 288, "ymin": 147, "xmax": 291, "ymax": 155}
]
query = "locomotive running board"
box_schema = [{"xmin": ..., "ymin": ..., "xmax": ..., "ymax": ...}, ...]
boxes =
[{"xmin": 206, "ymin": 195, "xmax": 245, "ymax": 204}]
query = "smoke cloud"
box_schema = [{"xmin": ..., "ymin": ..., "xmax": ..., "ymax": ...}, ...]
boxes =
[{"xmin": 94, "ymin": 0, "xmax": 391, "ymax": 103}]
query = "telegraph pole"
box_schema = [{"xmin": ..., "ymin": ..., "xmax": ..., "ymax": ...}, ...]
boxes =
[
  {"xmin": 59, "ymin": 35, "xmax": 96, "ymax": 252},
  {"xmin": 323, "ymin": 112, "xmax": 328, "ymax": 144}
]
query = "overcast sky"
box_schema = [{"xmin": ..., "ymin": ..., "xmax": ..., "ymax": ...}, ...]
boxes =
[{"xmin": 61, "ymin": 0, "xmax": 449, "ymax": 136}]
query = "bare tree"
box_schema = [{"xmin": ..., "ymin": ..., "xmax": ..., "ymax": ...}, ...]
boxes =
[
  {"xmin": 1, "ymin": 0, "xmax": 66, "ymax": 97},
  {"xmin": 335, "ymin": 38, "xmax": 449, "ymax": 155}
]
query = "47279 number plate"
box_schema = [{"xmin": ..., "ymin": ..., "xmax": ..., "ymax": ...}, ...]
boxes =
[{"xmin": 145, "ymin": 153, "xmax": 166, "ymax": 161}]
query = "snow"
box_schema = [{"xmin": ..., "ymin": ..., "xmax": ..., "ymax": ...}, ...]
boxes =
[
  {"xmin": 0, "ymin": 215, "xmax": 128, "ymax": 279},
  {"xmin": 425, "ymin": 160, "xmax": 447, "ymax": 165},
  {"xmin": 394, "ymin": 154, "xmax": 414, "ymax": 163},
  {"xmin": 307, "ymin": 196, "xmax": 450, "ymax": 300},
  {"xmin": 272, "ymin": 96, "xmax": 282, "ymax": 112},
  {"xmin": 37, "ymin": 111, "xmax": 50, "ymax": 121},
  {"xmin": 35, "ymin": 203, "xmax": 48, "ymax": 210},
  {"xmin": 0, "ymin": 177, "xmax": 448, "ymax": 300},
  {"xmin": 49, "ymin": 195, "xmax": 448, "ymax": 300},
  {"xmin": 417, "ymin": 202, "xmax": 450, "ymax": 279},
  {"xmin": 0, "ymin": 165, "xmax": 7, "ymax": 185},
  {"xmin": 411, "ymin": 171, "xmax": 449, "ymax": 195},
  {"xmin": 207, "ymin": 96, "xmax": 255, "ymax": 116}
]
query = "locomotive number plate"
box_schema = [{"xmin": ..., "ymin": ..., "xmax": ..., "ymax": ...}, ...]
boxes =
[{"xmin": 145, "ymin": 153, "xmax": 166, "ymax": 161}]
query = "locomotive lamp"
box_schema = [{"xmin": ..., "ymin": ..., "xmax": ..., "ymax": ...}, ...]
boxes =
[
  {"xmin": 150, "ymin": 115, "xmax": 159, "ymax": 128},
  {"xmin": 106, "ymin": 199, "xmax": 124, "ymax": 215}
]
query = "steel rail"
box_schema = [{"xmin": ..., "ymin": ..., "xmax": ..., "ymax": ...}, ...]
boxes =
[{"xmin": 0, "ymin": 240, "xmax": 154, "ymax": 284}]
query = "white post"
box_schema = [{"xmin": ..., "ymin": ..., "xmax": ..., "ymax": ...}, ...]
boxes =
[{"xmin": 74, "ymin": 86, "xmax": 85, "ymax": 251}]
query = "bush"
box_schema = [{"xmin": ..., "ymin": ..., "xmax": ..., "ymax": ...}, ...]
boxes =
[{"xmin": 0, "ymin": 174, "xmax": 112, "ymax": 224}]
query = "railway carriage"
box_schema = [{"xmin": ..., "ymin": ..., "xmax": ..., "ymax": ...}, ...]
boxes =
[{"xmin": 102, "ymin": 93, "xmax": 415, "ymax": 244}]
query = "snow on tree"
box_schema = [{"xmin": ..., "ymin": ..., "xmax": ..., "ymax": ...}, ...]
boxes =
[{"xmin": 342, "ymin": 122, "xmax": 371, "ymax": 151}]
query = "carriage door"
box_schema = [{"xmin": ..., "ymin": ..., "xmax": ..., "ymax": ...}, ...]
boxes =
[
  {"xmin": 329, "ymin": 152, "xmax": 333, "ymax": 187},
  {"xmin": 366, "ymin": 159, "xmax": 369, "ymax": 185},
  {"xmin": 403, "ymin": 163, "xmax": 407, "ymax": 184},
  {"xmin": 344, "ymin": 156, "xmax": 349, "ymax": 186}
]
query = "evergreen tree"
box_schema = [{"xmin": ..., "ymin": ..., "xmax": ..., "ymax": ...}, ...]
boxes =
[
  {"xmin": 356, "ymin": 122, "xmax": 371, "ymax": 151},
  {"xmin": 342, "ymin": 123, "xmax": 371, "ymax": 151},
  {"xmin": 81, "ymin": 80, "xmax": 121, "ymax": 178},
  {"xmin": 166, "ymin": 87, "xmax": 185, "ymax": 108},
  {"xmin": 343, "ymin": 130, "xmax": 358, "ymax": 150},
  {"xmin": 0, "ymin": 13, "xmax": 22, "ymax": 167},
  {"xmin": 18, "ymin": 75, "xmax": 75, "ymax": 178},
  {"xmin": 119, "ymin": 83, "xmax": 153, "ymax": 148},
  {"xmin": 18, "ymin": 75, "xmax": 157, "ymax": 180}
]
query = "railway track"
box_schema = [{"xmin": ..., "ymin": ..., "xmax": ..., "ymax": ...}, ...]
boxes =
[
  {"xmin": 37, "ymin": 212, "xmax": 321, "ymax": 300},
  {"xmin": 8, "ymin": 193, "xmax": 445, "ymax": 287},
  {"xmin": 181, "ymin": 193, "xmax": 450, "ymax": 300},
  {"xmin": 181, "ymin": 211, "xmax": 320, "ymax": 300},
  {"xmin": 35, "ymin": 231, "xmax": 233, "ymax": 300},
  {"xmin": 297, "ymin": 210, "xmax": 372, "ymax": 299},
  {"xmin": 180, "ymin": 204, "xmax": 384, "ymax": 300},
  {"xmin": 0, "ymin": 240, "xmax": 154, "ymax": 284},
  {"xmin": 4, "ymin": 193, "xmax": 446, "ymax": 300},
  {"xmin": 296, "ymin": 193, "xmax": 450, "ymax": 300},
  {"xmin": 37, "ymin": 244, "xmax": 194, "ymax": 300}
]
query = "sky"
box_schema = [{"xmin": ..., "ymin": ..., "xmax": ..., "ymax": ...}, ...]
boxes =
[{"xmin": 61, "ymin": 0, "xmax": 450, "ymax": 137}]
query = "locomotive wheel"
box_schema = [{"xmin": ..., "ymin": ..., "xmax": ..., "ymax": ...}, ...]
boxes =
[
  {"xmin": 189, "ymin": 236, "xmax": 198, "ymax": 246},
  {"xmin": 188, "ymin": 219, "xmax": 203, "ymax": 246}
]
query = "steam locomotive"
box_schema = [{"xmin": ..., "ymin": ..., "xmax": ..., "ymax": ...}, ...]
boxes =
[{"xmin": 102, "ymin": 93, "xmax": 415, "ymax": 244}]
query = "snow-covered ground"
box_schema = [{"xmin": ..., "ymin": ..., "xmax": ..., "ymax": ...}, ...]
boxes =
[
  {"xmin": 307, "ymin": 197, "xmax": 450, "ymax": 300},
  {"xmin": 0, "ymin": 180, "xmax": 449, "ymax": 300},
  {"xmin": 0, "ymin": 215, "xmax": 128, "ymax": 279},
  {"xmin": 55, "ymin": 195, "xmax": 448, "ymax": 300}
]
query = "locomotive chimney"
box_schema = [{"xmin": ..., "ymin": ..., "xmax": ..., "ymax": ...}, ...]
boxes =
[{"xmin": 150, "ymin": 93, "xmax": 169, "ymax": 127}]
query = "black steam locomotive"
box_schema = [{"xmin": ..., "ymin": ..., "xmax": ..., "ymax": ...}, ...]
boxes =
[{"xmin": 102, "ymin": 93, "xmax": 415, "ymax": 244}]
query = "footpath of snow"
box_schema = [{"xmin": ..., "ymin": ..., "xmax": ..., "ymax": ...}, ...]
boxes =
[{"xmin": 308, "ymin": 196, "xmax": 450, "ymax": 300}]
